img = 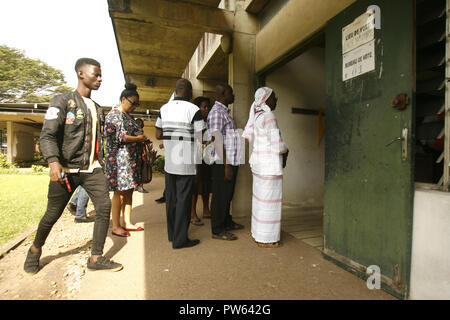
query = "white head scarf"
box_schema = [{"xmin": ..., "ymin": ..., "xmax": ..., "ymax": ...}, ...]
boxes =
[{"xmin": 242, "ymin": 87, "xmax": 273, "ymax": 143}]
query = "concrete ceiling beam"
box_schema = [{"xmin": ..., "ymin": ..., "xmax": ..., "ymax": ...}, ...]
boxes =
[
  {"xmin": 109, "ymin": 0, "xmax": 235, "ymax": 34},
  {"xmin": 124, "ymin": 73, "xmax": 178, "ymax": 104},
  {"xmin": 196, "ymin": 38, "xmax": 228, "ymax": 82},
  {"xmin": 125, "ymin": 73, "xmax": 180, "ymax": 89},
  {"xmin": 138, "ymin": 86, "xmax": 174, "ymax": 99},
  {"xmin": 244, "ymin": 0, "xmax": 270, "ymax": 14}
]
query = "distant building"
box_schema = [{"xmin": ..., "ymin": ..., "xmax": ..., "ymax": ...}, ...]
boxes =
[{"xmin": 0, "ymin": 103, "xmax": 162, "ymax": 164}]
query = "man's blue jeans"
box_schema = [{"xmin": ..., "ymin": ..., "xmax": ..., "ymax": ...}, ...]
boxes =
[{"xmin": 70, "ymin": 186, "xmax": 89, "ymax": 219}]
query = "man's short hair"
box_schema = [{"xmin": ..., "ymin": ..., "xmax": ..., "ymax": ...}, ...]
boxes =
[
  {"xmin": 215, "ymin": 83, "xmax": 231, "ymax": 99},
  {"xmin": 75, "ymin": 58, "xmax": 101, "ymax": 72},
  {"xmin": 175, "ymin": 78, "xmax": 192, "ymax": 95}
]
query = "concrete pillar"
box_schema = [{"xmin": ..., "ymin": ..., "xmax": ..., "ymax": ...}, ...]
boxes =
[
  {"xmin": 6, "ymin": 121, "xmax": 37, "ymax": 164},
  {"xmin": 228, "ymin": 0, "xmax": 256, "ymax": 217},
  {"xmin": 6, "ymin": 121, "xmax": 13, "ymax": 163}
]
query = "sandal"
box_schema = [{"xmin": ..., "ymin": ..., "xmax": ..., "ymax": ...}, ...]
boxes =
[
  {"xmin": 212, "ymin": 231, "xmax": 238, "ymax": 241},
  {"xmin": 190, "ymin": 219, "xmax": 204, "ymax": 226},
  {"xmin": 112, "ymin": 230, "xmax": 131, "ymax": 237},
  {"xmin": 225, "ymin": 222, "xmax": 244, "ymax": 231},
  {"xmin": 257, "ymin": 241, "xmax": 282, "ymax": 248}
]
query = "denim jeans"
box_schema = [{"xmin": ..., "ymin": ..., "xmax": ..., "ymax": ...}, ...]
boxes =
[
  {"xmin": 70, "ymin": 186, "xmax": 90, "ymax": 219},
  {"xmin": 33, "ymin": 168, "xmax": 111, "ymax": 256}
]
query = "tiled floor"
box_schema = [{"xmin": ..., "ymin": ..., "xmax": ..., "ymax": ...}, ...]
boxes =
[{"xmin": 281, "ymin": 206, "xmax": 324, "ymax": 251}]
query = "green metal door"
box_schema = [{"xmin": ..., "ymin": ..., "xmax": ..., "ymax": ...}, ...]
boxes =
[{"xmin": 324, "ymin": 0, "xmax": 414, "ymax": 299}]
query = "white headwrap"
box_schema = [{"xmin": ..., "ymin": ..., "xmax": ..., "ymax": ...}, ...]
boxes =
[{"xmin": 242, "ymin": 87, "xmax": 273, "ymax": 143}]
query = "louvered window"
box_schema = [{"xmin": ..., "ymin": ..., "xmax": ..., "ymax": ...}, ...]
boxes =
[{"xmin": 415, "ymin": 0, "xmax": 448, "ymax": 188}]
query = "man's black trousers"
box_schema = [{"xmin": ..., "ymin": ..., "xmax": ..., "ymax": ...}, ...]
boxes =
[
  {"xmin": 33, "ymin": 168, "xmax": 111, "ymax": 256},
  {"xmin": 210, "ymin": 164, "xmax": 239, "ymax": 235},
  {"xmin": 165, "ymin": 173, "xmax": 195, "ymax": 248}
]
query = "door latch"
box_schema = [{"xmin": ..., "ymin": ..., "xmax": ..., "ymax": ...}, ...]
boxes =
[{"xmin": 386, "ymin": 128, "xmax": 408, "ymax": 161}]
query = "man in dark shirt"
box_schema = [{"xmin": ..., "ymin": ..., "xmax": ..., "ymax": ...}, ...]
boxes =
[{"xmin": 23, "ymin": 58, "xmax": 123, "ymax": 275}]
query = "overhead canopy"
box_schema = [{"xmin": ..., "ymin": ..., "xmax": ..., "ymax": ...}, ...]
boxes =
[{"xmin": 108, "ymin": 0, "xmax": 233, "ymax": 109}]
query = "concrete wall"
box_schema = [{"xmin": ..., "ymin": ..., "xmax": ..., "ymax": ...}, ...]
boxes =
[
  {"xmin": 410, "ymin": 189, "xmax": 450, "ymax": 299},
  {"xmin": 183, "ymin": 33, "xmax": 225, "ymax": 102},
  {"xmin": 6, "ymin": 122, "xmax": 38, "ymax": 163},
  {"xmin": 183, "ymin": 0, "xmax": 257, "ymax": 217},
  {"xmin": 265, "ymin": 47, "xmax": 325, "ymax": 207},
  {"xmin": 255, "ymin": 0, "xmax": 355, "ymax": 72}
]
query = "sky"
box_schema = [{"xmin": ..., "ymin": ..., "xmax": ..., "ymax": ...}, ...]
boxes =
[{"xmin": 0, "ymin": 0, "xmax": 124, "ymax": 106}]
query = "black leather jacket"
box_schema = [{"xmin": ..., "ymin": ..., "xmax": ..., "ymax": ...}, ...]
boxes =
[{"xmin": 40, "ymin": 90, "xmax": 105, "ymax": 169}]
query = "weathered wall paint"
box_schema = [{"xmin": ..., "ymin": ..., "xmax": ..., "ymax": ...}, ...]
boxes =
[{"xmin": 256, "ymin": 0, "xmax": 356, "ymax": 72}]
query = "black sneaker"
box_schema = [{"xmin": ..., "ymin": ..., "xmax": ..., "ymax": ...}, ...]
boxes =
[
  {"xmin": 67, "ymin": 203, "xmax": 77, "ymax": 215},
  {"xmin": 23, "ymin": 247, "xmax": 41, "ymax": 275},
  {"xmin": 74, "ymin": 216, "xmax": 95, "ymax": 223},
  {"xmin": 173, "ymin": 239, "xmax": 200, "ymax": 249},
  {"xmin": 136, "ymin": 186, "xmax": 149, "ymax": 193},
  {"xmin": 155, "ymin": 196, "xmax": 165, "ymax": 203},
  {"xmin": 87, "ymin": 256, "xmax": 123, "ymax": 272}
]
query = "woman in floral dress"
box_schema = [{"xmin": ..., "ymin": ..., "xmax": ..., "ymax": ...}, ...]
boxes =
[{"xmin": 104, "ymin": 83, "xmax": 147, "ymax": 237}]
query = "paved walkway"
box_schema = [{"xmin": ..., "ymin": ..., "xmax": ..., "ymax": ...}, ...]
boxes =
[{"xmin": 77, "ymin": 175, "xmax": 395, "ymax": 300}]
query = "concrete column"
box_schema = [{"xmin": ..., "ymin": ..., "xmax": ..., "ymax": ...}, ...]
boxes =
[
  {"xmin": 6, "ymin": 121, "xmax": 13, "ymax": 163},
  {"xmin": 228, "ymin": 0, "xmax": 256, "ymax": 217},
  {"xmin": 6, "ymin": 122, "xmax": 37, "ymax": 164}
]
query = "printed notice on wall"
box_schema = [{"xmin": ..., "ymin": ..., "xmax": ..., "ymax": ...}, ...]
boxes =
[
  {"xmin": 342, "ymin": 12, "xmax": 375, "ymax": 54},
  {"xmin": 342, "ymin": 39, "xmax": 375, "ymax": 81}
]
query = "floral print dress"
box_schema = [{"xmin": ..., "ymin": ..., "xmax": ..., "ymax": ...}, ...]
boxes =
[{"xmin": 104, "ymin": 107, "xmax": 142, "ymax": 191}]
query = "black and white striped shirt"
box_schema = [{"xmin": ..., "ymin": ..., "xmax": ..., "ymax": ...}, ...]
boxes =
[{"xmin": 156, "ymin": 99, "xmax": 205, "ymax": 175}]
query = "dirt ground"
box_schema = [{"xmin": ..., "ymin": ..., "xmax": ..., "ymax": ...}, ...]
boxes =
[{"xmin": 0, "ymin": 203, "xmax": 97, "ymax": 300}]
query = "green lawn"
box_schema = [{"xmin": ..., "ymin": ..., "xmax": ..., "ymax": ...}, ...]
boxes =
[{"xmin": 0, "ymin": 173, "xmax": 50, "ymax": 247}]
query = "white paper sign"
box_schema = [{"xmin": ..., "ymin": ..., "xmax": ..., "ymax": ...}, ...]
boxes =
[
  {"xmin": 342, "ymin": 12, "xmax": 375, "ymax": 54},
  {"xmin": 343, "ymin": 39, "xmax": 375, "ymax": 81}
]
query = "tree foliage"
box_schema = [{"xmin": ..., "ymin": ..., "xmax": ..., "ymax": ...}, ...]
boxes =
[{"xmin": 0, "ymin": 45, "xmax": 73, "ymax": 103}]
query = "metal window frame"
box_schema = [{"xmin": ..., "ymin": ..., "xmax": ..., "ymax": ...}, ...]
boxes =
[{"xmin": 444, "ymin": 0, "xmax": 450, "ymax": 190}]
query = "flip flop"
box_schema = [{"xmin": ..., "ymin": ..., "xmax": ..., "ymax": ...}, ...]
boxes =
[
  {"xmin": 112, "ymin": 231, "xmax": 131, "ymax": 237},
  {"xmin": 125, "ymin": 227, "xmax": 144, "ymax": 231},
  {"xmin": 190, "ymin": 219, "xmax": 204, "ymax": 226}
]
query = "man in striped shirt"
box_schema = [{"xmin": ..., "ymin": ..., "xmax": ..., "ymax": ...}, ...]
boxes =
[
  {"xmin": 155, "ymin": 79, "xmax": 205, "ymax": 249},
  {"xmin": 207, "ymin": 84, "xmax": 245, "ymax": 241}
]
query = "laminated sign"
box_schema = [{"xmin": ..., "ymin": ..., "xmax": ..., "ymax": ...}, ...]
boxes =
[
  {"xmin": 342, "ymin": 11, "xmax": 376, "ymax": 81},
  {"xmin": 343, "ymin": 40, "xmax": 375, "ymax": 81}
]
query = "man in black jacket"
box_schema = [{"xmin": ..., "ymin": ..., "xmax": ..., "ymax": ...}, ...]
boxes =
[{"xmin": 23, "ymin": 58, "xmax": 123, "ymax": 275}]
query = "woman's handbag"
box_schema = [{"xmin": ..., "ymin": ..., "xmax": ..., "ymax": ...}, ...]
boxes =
[{"xmin": 141, "ymin": 141, "xmax": 157, "ymax": 184}]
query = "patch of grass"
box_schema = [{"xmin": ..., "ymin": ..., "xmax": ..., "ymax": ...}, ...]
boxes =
[{"xmin": 0, "ymin": 174, "xmax": 50, "ymax": 247}]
